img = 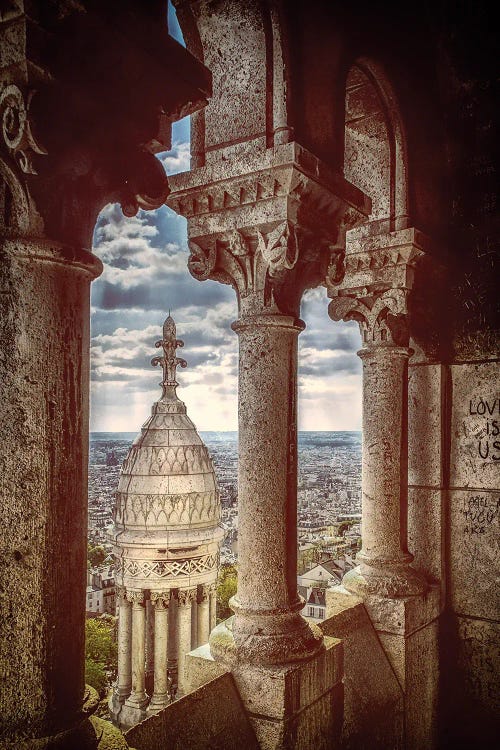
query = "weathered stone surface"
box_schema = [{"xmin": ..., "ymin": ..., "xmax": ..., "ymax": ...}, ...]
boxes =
[
  {"xmin": 322, "ymin": 590, "xmax": 403, "ymax": 750},
  {"xmin": 449, "ymin": 489, "xmax": 500, "ymax": 620},
  {"xmin": 408, "ymin": 487, "xmax": 444, "ymax": 585},
  {"xmin": 124, "ymin": 673, "xmax": 259, "ymax": 750},
  {"xmin": 408, "ymin": 364, "xmax": 444, "ymax": 488},
  {"xmin": 449, "ymin": 362, "xmax": 500, "ymax": 490}
]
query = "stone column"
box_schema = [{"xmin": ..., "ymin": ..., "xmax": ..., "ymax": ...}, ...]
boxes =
[
  {"xmin": 226, "ymin": 313, "xmax": 322, "ymax": 664},
  {"xmin": 167, "ymin": 144, "xmax": 369, "ymax": 747},
  {"xmin": 124, "ymin": 591, "xmax": 148, "ymax": 711},
  {"xmin": 115, "ymin": 587, "xmax": 132, "ymax": 701},
  {"xmin": 191, "ymin": 595, "xmax": 198, "ymax": 650},
  {"xmin": 327, "ymin": 229, "xmax": 427, "ymax": 597},
  {"xmin": 208, "ymin": 583, "xmax": 217, "ymax": 633},
  {"xmin": 197, "ymin": 585, "xmax": 210, "ymax": 646},
  {"xmin": 145, "ymin": 598, "xmax": 155, "ymax": 695},
  {"xmin": 177, "ymin": 588, "xmax": 196, "ymax": 696},
  {"xmin": 148, "ymin": 591, "xmax": 170, "ymax": 713},
  {"xmin": 167, "ymin": 590, "xmax": 179, "ymax": 689}
]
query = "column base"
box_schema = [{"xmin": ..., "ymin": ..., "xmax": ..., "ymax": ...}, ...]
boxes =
[
  {"xmin": 211, "ymin": 607, "xmax": 324, "ymax": 666},
  {"xmin": 146, "ymin": 695, "xmax": 170, "ymax": 715},
  {"xmin": 343, "ymin": 562, "xmax": 427, "ymax": 598},
  {"xmin": 187, "ymin": 626, "xmax": 344, "ymax": 750}
]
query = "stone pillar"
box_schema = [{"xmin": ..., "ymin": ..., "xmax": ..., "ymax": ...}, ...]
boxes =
[
  {"xmin": 209, "ymin": 582, "xmax": 217, "ymax": 633},
  {"xmin": 328, "ymin": 229, "xmax": 427, "ymax": 598},
  {"xmin": 123, "ymin": 591, "xmax": 148, "ymax": 722},
  {"xmin": 116, "ymin": 588, "xmax": 133, "ymax": 701},
  {"xmin": 327, "ymin": 229, "xmax": 441, "ymax": 749},
  {"xmin": 148, "ymin": 591, "xmax": 170, "ymax": 713},
  {"xmin": 0, "ymin": 237, "xmax": 102, "ymax": 743},
  {"xmin": 225, "ymin": 313, "xmax": 322, "ymax": 664},
  {"xmin": 191, "ymin": 595, "xmax": 198, "ymax": 650},
  {"xmin": 167, "ymin": 143, "xmax": 369, "ymax": 748},
  {"xmin": 346, "ymin": 344, "xmax": 425, "ymax": 595},
  {"xmin": 145, "ymin": 598, "xmax": 155, "ymax": 695},
  {"xmin": 167, "ymin": 590, "xmax": 179, "ymax": 689},
  {"xmin": 177, "ymin": 588, "xmax": 196, "ymax": 696},
  {"xmin": 197, "ymin": 585, "xmax": 210, "ymax": 646}
]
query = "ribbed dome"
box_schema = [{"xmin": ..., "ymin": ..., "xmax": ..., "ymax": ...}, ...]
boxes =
[
  {"xmin": 110, "ymin": 315, "xmax": 222, "ymax": 591},
  {"xmin": 114, "ymin": 398, "xmax": 219, "ymax": 530}
]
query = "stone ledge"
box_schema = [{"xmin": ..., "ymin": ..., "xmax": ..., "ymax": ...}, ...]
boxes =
[{"xmin": 362, "ymin": 584, "xmax": 441, "ymax": 635}]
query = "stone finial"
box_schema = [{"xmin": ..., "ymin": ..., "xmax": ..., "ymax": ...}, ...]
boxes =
[{"xmin": 151, "ymin": 314, "xmax": 187, "ymax": 400}]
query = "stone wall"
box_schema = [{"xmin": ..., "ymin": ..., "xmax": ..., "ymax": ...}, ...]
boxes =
[{"xmin": 124, "ymin": 673, "xmax": 259, "ymax": 750}]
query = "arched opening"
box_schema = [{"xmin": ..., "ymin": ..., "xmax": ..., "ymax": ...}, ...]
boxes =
[{"xmin": 344, "ymin": 59, "xmax": 409, "ymax": 232}]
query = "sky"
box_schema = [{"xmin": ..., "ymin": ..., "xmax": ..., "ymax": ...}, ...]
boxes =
[{"xmin": 88, "ymin": 4, "xmax": 362, "ymax": 434}]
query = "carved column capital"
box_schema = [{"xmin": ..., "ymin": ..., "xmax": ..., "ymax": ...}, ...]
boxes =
[
  {"xmin": 197, "ymin": 584, "xmax": 210, "ymax": 603},
  {"xmin": 168, "ymin": 142, "xmax": 369, "ymax": 318},
  {"xmin": 150, "ymin": 590, "xmax": 171, "ymax": 609},
  {"xmin": 327, "ymin": 228, "xmax": 428, "ymax": 347},
  {"xmin": 115, "ymin": 584, "xmax": 128, "ymax": 603},
  {"xmin": 177, "ymin": 588, "xmax": 197, "ymax": 607},
  {"xmin": 125, "ymin": 589, "xmax": 145, "ymax": 605}
]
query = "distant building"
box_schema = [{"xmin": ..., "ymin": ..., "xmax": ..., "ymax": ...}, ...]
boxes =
[{"xmin": 86, "ymin": 567, "xmax": 116, "ymax": 616}]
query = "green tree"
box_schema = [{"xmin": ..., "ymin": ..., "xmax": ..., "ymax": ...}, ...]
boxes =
[
  {"xmin": 85, "ymin": 617, "xmax": 117, "ymax": 669},
  {"xmin": 88, "ymin": 543, "xmax": 106, "ymax": 568},
  {"xmin": 216, "ymin": 564, "xmax": 237, "ymax": 622},
  {"xmin": 85, "ymin": 657, "xmax": 107, "ymax": 696}
]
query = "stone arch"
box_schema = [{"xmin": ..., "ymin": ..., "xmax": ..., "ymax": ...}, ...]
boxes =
[{"xmin": 344, "ymin": 58, "xmax": 409, "ymax": 232}]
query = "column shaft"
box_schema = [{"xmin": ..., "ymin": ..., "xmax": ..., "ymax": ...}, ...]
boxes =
[
  {"xmin": 0, "ymin": 241, "xmax": 100, "ymax": 741},
  {"xmin": 197, "ymin": 594, "xmax": 210, "ymax": 646},
  {"xmin": 116, "ymin": 595, "xmax": 132, "ymax": 699},
  {"xmin": 125, "ymin": 597, "xmax": 147, "ymax": 708},
  {"xmin": 149, "ymin": 597, "xmax": 169, "ymax": 711},
  {"xmin": 209, "ymin": 586, "xmax": 217, "ymax": 632},
  {"xmin": 343, "ymin": 345, "xmax": 425, "ymax": 597},
  {"xmin": 225, "ymin": 315, "xmax": 322, "ymax": 664},
  {"xmin": 177, "ymin": 590, "xmax": 195, "ymax": 695}
]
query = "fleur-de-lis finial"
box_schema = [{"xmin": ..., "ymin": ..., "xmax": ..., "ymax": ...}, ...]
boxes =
[{"xmin": 151, "ymin": 314, "xmax": 187, "ymax": 400}]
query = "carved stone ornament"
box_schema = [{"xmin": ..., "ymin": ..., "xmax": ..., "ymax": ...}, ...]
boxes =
[
  {"xmin": 125, "ymin": 589, "xmax": 145, "ymax": 605},
  {"xmin": 115, "ymin": 584, "xmax": 127, "ymax": 602},
  {"xmin": 0, "ymin": 84, "xmax": 47, "ymax": 175},
  {"xmin": 327, "ymin": 229, "xmax": 428, "ymax": 347},
  {"xmin": 197, "ymin": 584, "xmax": 210, "ymax": 603},
  {"xmin": 150, "ymin": 590, "xmax": 171, "ymax": 608},
  {"xmin": 177, "ymin": 588, "xmax": 197, "ymax": 606},
  {"xmin": 328, "ymin": 288, "xmax": 411, "ymax": 346}
]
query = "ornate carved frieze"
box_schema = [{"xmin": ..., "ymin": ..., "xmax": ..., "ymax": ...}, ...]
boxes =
[
  {"xmin": 114, "ymin": 489, "xmax": 220, "ymax": 528},
  {"xmin": 327, "ymin": 228, "xmax": 428, "ymax": 346},
  {"xmin": 117, "ymin": 552, "xmax": 219, "ymax": 580},
  {"xmin": 120, "ymin": 444, "xmax": 213, "ymax": 477},
  {"xmin": 168, "ymin": 142, "xmax": 369, "ymax": 317}
]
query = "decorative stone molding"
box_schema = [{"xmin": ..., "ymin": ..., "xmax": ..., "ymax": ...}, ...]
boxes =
[
  {"xmin": 177, "ymin": 588, "xmax": 198, "ymax": 607},
  {"xmin": 197, "ymin": 584, "xmax": 210, "ymax": 603},
  {"xmin": 120, "ymin": 444, "xmax": 213, "ymax": 477},
  {"xmin": 0, "ymin": 84, "xmax": 47, "ymax": 176},
  {"xmin": 168, "ymin": 141, "xmax": 370, "ymax": 318},
  {"xmin": 125, "ymin": 590, "xmax": 145, "ymax": 605},
  {"xmin": 117, "ymin": 553, "xmax": 219, "ymax": 580},
  {"xmin": 327, "ymin": 228, "xmax": 427, "ymax": 346},
  {"xmin": 114, "ymin": 490, "xmax": 220, "ymax": 527},
  {"xmin": 115, "ymin": 585, "xmax": 128, "ymax": 603},
  {"xmin": 150, "ymin": 591, "xmax": 171, "ymax": 609}
]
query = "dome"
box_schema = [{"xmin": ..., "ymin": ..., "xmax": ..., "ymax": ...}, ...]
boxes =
[{"xmin": 110, "ymin": 315, "xmax": 223, "ymax": 593}]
